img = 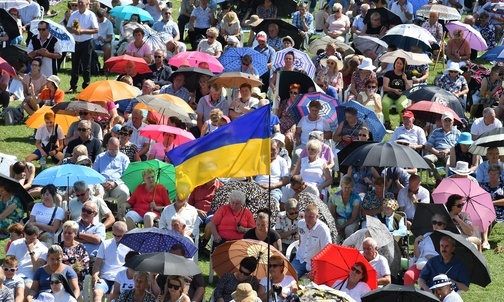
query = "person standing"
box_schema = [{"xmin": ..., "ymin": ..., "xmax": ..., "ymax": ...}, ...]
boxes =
[
  {"xmin": 27, "ymin": 21, "xmax": 62, "ymax": 77},
  {"xmin": 66, "ymin": 0, "xmax": 98, "ymax": 93}
]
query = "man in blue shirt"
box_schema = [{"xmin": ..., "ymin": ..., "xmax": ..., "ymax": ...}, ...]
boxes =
[
  {"xmin": 291, "ymin": 2, "xmax": 313, "ymax": 49},
  {"xmin": 254, "ymin": 31, "xmax": 276, "ymax": 92},
  {"xmin": 76, "ymin": 201, "xmax": 106, "ymax": 258}
]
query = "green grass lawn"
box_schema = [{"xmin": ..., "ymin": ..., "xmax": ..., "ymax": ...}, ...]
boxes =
[{"xmin": 1, "ymin": 1, "xmax": 503, "ymax": 300}]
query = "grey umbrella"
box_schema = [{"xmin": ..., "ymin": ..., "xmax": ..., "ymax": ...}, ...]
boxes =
[
  {"xmin": 367, "ymin": 215, "xmax": 401, "ymax": 277},
  {"xmin": 125, "ymin": 252, "xmax": 201, "ymax": 276}
]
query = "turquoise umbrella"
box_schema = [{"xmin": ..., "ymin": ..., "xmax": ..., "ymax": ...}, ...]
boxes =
[{"xmin": 121, "ymin": 160, "xmax": 176, "ymax": 201}]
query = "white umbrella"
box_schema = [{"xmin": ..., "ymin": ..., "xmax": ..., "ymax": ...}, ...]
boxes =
[
  {"xmin": 0, "ymin": 153, "xmax": 18, "ymax": 176},
  {"xmin": 0, "ymin": 0, "xmax": 29, "ymax": 10},
  {"xmin": 97, "ymin": 0, "xmax": 132, "ymax": 8},
  {"xmin": 379, "ymin": 49, "xmax": 432, "ymax": 65},
  {"xmin": 353, "ymin": 36, "xmax": 388, "ymax": 54},
  {"xmin": 381, "ymin": 24, "xmax": 436, "ymax": 51},
  {"xmin": 30, "ymin": 19, "xmax": 75, "ymax": 53}
]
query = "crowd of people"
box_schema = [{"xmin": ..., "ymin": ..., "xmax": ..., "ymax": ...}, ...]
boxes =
[{"xmin": 0, "ymin": 0, "xmax": 502, "ymax": 301}]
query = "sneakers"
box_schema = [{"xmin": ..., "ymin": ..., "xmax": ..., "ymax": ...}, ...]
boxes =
[
  {"xmin": 67, "ymin": 88, "xmax": 78, "ymax": 94},
  {"xmin": 483, "ymin": 242, "xmax": 491, "ymax": 250}
]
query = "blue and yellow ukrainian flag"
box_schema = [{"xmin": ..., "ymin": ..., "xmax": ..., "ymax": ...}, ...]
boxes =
[{"xmin": 168, "ymin": 105, "xmax": 271, "ymax": 199}]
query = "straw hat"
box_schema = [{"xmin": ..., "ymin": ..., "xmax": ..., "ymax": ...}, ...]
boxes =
[
  {"xmin": 231, "ymin": 283, "xmax": 258, "ymax": 302},
  {"xmin": 282, "ymin": 36, "xmax": 294, "ymax": 45},
  {"xmin": 320, "ymin": 55, "xmax": 343, "ymax": 70},
  {"xmin": 245, "ymin": 15, "xmax": 263, "ymax": 27}
]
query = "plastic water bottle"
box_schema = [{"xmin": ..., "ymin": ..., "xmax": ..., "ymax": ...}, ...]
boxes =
[{"xmin": 40, "ymin": 156, "xmax": 46, "ymax": 170}]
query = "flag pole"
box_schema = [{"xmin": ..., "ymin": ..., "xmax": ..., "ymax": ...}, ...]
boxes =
[{"xmin": 267, "ymin": 104, "xmax": 272, "ymax": 301}]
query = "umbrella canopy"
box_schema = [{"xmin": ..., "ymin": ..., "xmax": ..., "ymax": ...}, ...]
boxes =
[
  {"xmin": 125, "ymin": 252, "xmax": 201, "ymax": 276},
  {"xmin": 0, "ymin": 44, "xmax": 30, "ymax": 70},
  {"xmin": 336, "ymin": 101, "xmax": 386, "ymax": 143},
  {"xmin": 337, "ymin": 141, "xmax": 376, "ymax": 170},
  {"xmin": 105, "ymin": 54, "xmax": 152, "ymax": 74},
  {"xmin": 430, "ymin": 230, "xmax": 491, "ymax": 287},
  {"xmin": 0, "ymin": 57, "xmax": 17, "ymax": 78},
  {"xmin": 277, "ymin": 71, "xmax": 318, "ymax": 101},
  {"xmin": 168, "ymin": 51, "xmax": 224, "ymax": 73},
  {"xmin": 311, "ymin": 244, "xmax": 378, "ymax": 290},
  {"xmin": 0, "ymin": 173, "xmax": 33, "ymax": 212},
  {"xmin": 309, "ymin": 36, "xmax": 354, "ymax": 56},
  {"xmin": 30, "ymin": 19, "xmax": 75, "ymax": 53},
  {"xmin": 135, "ymin": 95, "xmax": 191, "ymax": 123},
  {"xmin": 254, "ymin": 19, "xmax": 303, "ymax": 50},
  {"xmin": 469, "ymin": 128, "xmax": 504, "ymax": 155},
  {"xmin": 154, "ymin": 94, "xmax": 194, "ymax": 114},
  {"xmin": 381, "ymin": 24, "xmax": 436, "ymax": 51},
  {"xmin": 121, "ymin": 159, "xmax": 176, "ymax": 201},
  {"xmin": 25, "ymin": 106, "xmax": 78, "ymax": 134},
  {"xmin": 341, "ymin": 141, "xmax": 431, "ymax": 169},
  {"xmin": 0, "ymin": 153, "xmax": 17, "ymax": 176},
  {"xmin": 138, "ymin": 23, "xmax": 165, "ymax": 53},
  {"xmin": 480, "ymin": 45, "xmax": 504, "ymax": 62},
  {"xmin": 363, "ymin": 7, "xmax": 402, "ymax": 25},
  {"xmin": 32, "ymin": 164, "xmax": 105, "ymax": 187},
  {"xmin": 366, "ymin": 215, "xmax": 401, "ymax": 276},
  {"xmin": 379, "ymin": 49, "xmax": 432, "ymax": 66},
  {"xmin": 411, "ymin": 203, "xmax": 460, "ymax": 238},
  {"xmin": 0, "ymin": 0, "xmax": 30, "ymax": 10},
  {"xmin": 0, "ymin": 8, "xmax": 21, "ymax": 41},
  {"xmin": 211, "ymin": 239, "xmax": 297, "ymax": 281},
  {"xmin": 416, "ymin": 4, "xmax": 461, "ymax": 21},
  {"xmin": 97, "ymin": 0, "xmax": 132, "ymax": 8},
  {"xmin": 432, "ymin": 178, "xmax": 496, "ymax": 233},
  {"xmin": 403, "ymin": 85, "xmax": 464, "ymax": 118},
  {"xmin": 209, "ymin": 72, "xmax": 263, "ymax": 89},
  {"xmin": 405, "ymin": 100, "xmax": 463, "ymax": 126},
  {"xmin": 288, "ymin": 92, "xmax": 340, "ymax": 131},
  {"xmin": 167, "ymin": 67, "xmax": 215, "ymax": 92},
  {"xmin": 446, "ymin": 21, "xmax": 488, "ymax": 51},
  {"xmin": 139, "ymin": 124, "xmax": 195, "ymax": 144},
  {"xmin": 272, "ymin": 47, "xmax": 316, "ymax": 79},
  {"xmin": 353, "ymin": 36, "xmax": 388, "ymax": 55},
  {"xmin": 275, "ymin": 0, "xmax": 298, "ymax": 18},
  {"xmin": 120, "ymin": 228, "xmax": 197, "ymax": 257},
  {"xmin": 51, "ymin": 101, "xmax": 109, "ymax": 118},
  {"xmin": 217, "ymin": 47, "xmax": 268, "ymax": 76},
  {"xmin": 75, "ymin": 80, "xmax": 139, "ymax": 102},
  {"xmin": 109, "ymin": 5, "xmax": 153, "ymax": 22},
  {"xmin": 362, "ymin": 284, "xmax": 439, "ymax": 302}
]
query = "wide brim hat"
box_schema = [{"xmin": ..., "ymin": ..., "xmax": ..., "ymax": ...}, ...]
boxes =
[
  {"xmin": 320, "ymin": 55, "xmax": 343, "ymax": 70},
  {"xmin": 449, "ymin": 161, "xmax": 472, "ymax": 175},
  {"xmin": 444, "ymin": 61, "xmax": 463, "ymax": 74},
  {"xmin": 429, "ymin": 274, "xmax": 452, "ymax": 289},
  {"xmin": 245, "ymin": 15, "xmax": 263, "ymax": 27},
  {"xmin": 358, "ymin": 57, "xmax": 376, "ymax": 70}
]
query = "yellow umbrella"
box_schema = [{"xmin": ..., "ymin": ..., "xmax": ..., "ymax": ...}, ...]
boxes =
[
  {"xmin": 75, "ymin": 80, "xmax": 139, "ymax": 102},
  {"xmin": 25, "ymin": 106, "xmax": 79, "ymax": 134},
  {"xmin": 156, "ymin": 94, "xmax": 195, "ymax": 114}
]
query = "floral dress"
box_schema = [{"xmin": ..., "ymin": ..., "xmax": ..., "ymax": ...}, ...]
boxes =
[
  {"xmin": 275, "ymin": 211, "xmax": 305, "ymax": 246},
  {"xmin": 256, "ymin": 5, "xmax": 277, "ymax": 19},
  {"xmin": 0, "ymin": 195, "xmax": 24, "ymax": 230},
  {"xmin": 481, "ymin": 182, "xmax": 504, "ymax": 222},
  {"xmin": 349, "ymin": 71, "xmax": 377, "ymax": 101},
  {"xmin": 60, "ymin": 242, "xmax": 90, "ymax": 289},
  {"xmin": 118, "ymin": 289, "xmax": 156, "ymax": 302},
  {"xmin": 120, "ymin": 143, "xmax": 139, "ymax": 162},
  {"xmin": 278, "ymin": 99, "xmax": 296, "ymax": 134},
  {"xmin": 329, "ymin": 191, "xmax": 361, "ymax": 227}
]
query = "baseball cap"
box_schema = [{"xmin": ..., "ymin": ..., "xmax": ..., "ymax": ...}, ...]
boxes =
[
  {"xmin": 402, "ymin": 110, "xmax": 414, "ymax": 118},
  {"xmin": 442, "ymin": 112, "xmax": 454, "ymax": 121},
  {"xmin": 256, "ymin": 31, "xmax": 267, "ymax": 41}
]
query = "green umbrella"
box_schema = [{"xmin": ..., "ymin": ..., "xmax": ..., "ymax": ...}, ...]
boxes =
[{"xmin": 121, "ymin": 159, "xmax": 177, "ymax": 201}]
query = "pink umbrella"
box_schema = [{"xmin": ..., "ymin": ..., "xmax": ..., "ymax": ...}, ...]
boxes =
[
  {"xmin": 140, "ymin": 125, "xmax": 195, "ymax": 146},
  {"xmin": 0, "ymin": 57, "xmax": 17, "ymax": 78},
  {"xmin": 432, "ymin": 178, "xmax": 496, "ymax": 232},
  {"xmin": 446, "ymin": 21, "xmax": 488, "ymax": 51},
  {"xmin": 168, "ymin": 51, "xmax": 224, "ymax": 73}
]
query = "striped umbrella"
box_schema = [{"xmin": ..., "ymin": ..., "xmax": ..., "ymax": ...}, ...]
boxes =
[
  {"xmin": 288, "ymin": 92, "xmax": 340, "ymax": 131},
  {"xmin": 272, "ymin": 47, "xmax": 316, "ymax": 78}
]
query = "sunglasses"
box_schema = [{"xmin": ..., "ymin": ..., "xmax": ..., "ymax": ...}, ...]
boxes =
[
  {"xmin": 268, "ymin": 264, "xmax": 282, "ymax": 268},
  {"xmin": 287, "ymin": 211, "xmax": 299, "ymax": 215},
  {"xmin": 38, "ymin": 28, "xmax": 47, "ymax": 31},
  {"xmin": 239, "ymin": 268, "xmax": 252, "ymax": 276},
  {"xmin": 113, "ymin": 233, "xmax": 123, "ymax": 238},
  {"xmin": 79, "ymin": 111, "xmax": 89, "ymax": 115},
  {"xmin": 154, "ymin": 55, "xmax": 163, "ymax": 58},
  {"xmin": 432, "ymin": 220, "xmax": 446, "ymax": 226},
  {"xmin": 164, "ymin": 12, "xmax": 171, "ymax": 15},
  {"xmin": 367, "ymin": 85, "xmax": 376, "ymax": 88},
  {"xmin": 455, "ymin": 203, "xmax": 465, "ymax": 208},
  {"xmin": 50, "ymin": 281, "xmax": 61, "ymax": 285},
  {"xmin": 2, "ymin": 267, "xmax": 16, "ymax": 272},
  {"xmin": 351, "ymin": 267, "xmax": 363, "ymax": 275},
  {"xmin": 81, "ymin": 208, "xmax": 94, "ymax": 214},
  {"xmin": 119, "ymin": 132, "xmax": 130, "ymax": 136},
  {"xmin": 289, "ymin": 91, "xmax": 299, "ymax": 95},
  {"xmin": 167, "ymin": 283, "xmax": 180, "ymax": 290},
  {"xmin": 77, "ymin": 128, "xmax": 89, "ymax": 132},
  {"xmin": 449, "ymin": 71, "xmax": 459, "ymax": 74},
  {"xmin": 76, "ymin": 192, "xmax": 87, "ymax": 197}
]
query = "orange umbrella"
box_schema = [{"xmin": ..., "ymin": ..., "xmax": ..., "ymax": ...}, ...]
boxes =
[
  {"xmin": 75, "ymin": 80, "xmax": 139, "ymax": 102},
  {"xmin": 25, "ymin": 106, "xmax": 79, "ymax": 134}
]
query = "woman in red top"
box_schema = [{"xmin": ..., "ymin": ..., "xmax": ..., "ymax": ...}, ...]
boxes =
[
  {"xmin": 120, "ymin": 168, "xmax": 171, "ymax": 230},
  {"xmin": 203, "ymin": 190, "xmax": 255, "ymax": 245},
  {"xmin": 38, "ymin": 75, "xmax": 65, "ymax": 106}
]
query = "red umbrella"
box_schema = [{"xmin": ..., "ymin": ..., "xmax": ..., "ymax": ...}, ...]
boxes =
[
  {"xmin": 139, "ymin": 125, "xmax": 195, "ymax": 145},
  {"xmin": 168, "ymin": 51, "xmax": 224, "ymax": 73},
  {"xmin": 311, "ymin": 244, "xmax": 378, "ymax": 290},
  {"xmin": 405, "ymin": 100, "xmax": 463, "ymax": 125},
  {"xmin": 105, "ymin": 54, "xmax": 152, "ymax": 74},
  {"xmin": 0, "ymin": 57, "xmax": 17, "ymax": 77},
  {"xmin": 432, "ymin": 178, "xmax": 496, "ymax": 233}
]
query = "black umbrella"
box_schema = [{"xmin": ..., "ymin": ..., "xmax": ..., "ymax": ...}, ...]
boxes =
[
  {"xmin": 403, "ymin": 85, "xmax": 465, "ymax": 119},
  {"xmin": 254, "ymin": 19, "xmax": 303, "ymax": 49},
  {"xmin": 0, "ymin": 9, "xmax": 21, "ymax": 41},
  {"xmin": 362, "ymin": 284, "xmax": 439, "ymax": 302},
  {"xmin": 337, "ymin": 140, "xmax": 376, "ymax": 174},
  {"xmin": 275, "ymin": 0, "xmax": 298, "ymax": 18},
  {"xmin": 0, "ymin": 173, "xmax": 33, "ymax": 212},
  {"xmin": 52, "ymin": 101, "xmax": 110, "ymax": 118},
  {"xmin": 278, "ymin": 70, "xmax": 317, "ymax": 101},
  {"xmin": 430, "ymin": 230, "xmax": 491, "ymax": 288},
  {"xmin": 0, "ymin": 44, "xmax": 30, "ymax": 70},
  {"xmin": 125, "ymin": 252, "xmax": 201, "ymax": 276},
  {"xmin": 167, "ymin": 66, "xmax": 215, "ymax": 92},
  {"xmin": 341, "ymin": 142, "xmax": 431, "ymax": 169},
  {"xmin": 411, "ymin": 203, "xmax": 460, "ymax": 238},
  {"xmin": 363, "ymin": 7, "xmax": 403, "ymax": 25},
  {"xmin": 469, "ymin": 127, "xmax": 504, "ymax": 155}
]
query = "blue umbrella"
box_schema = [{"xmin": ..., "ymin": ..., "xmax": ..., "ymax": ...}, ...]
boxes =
[
  {"xmin": 288, "ymin": 92, "xmax": 340, "ymax": 131},
  {"xmin": 218, "ymin": 47, "xmax": 268, "ymax": 76},
  {"xmin": 30, "ymin": 19, "xmax": 75, "ymax": 53},
  {"xmin": 120, "ymin": 227, "xmax": 197, "ymax": 258},
  {"xmin": 480, "ymin": 45, "xmax": 504, "ymax": 62},
  {"xmin": 110, "ymin": 5, "xmax": 153, "ymax": 22},
  {"xmin": 32, "ymin": 164, "xmax": 105, "ymax": 187},
  {"xmin": 336, "ymin": 101, "xmax": 386, "ymax": 142}
]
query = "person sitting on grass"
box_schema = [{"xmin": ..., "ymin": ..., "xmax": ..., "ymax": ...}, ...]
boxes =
[{"xmin": 25, "ymin": 111, "xmax": 65, "ymax": 165}]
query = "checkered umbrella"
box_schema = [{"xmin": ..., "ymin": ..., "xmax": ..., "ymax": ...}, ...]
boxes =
[{"xmin": 288, "ymin": 92, "xmax": 340, "ymax": 131}]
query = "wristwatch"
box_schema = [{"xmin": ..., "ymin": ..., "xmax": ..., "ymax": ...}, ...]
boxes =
[{"xmin": 28, "ymin": 251, "xmax": 35, "ymax": 256}]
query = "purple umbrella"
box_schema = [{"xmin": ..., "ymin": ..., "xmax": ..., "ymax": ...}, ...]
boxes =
[{"xmin": 288, "ymin": 92, "xmax": 340, "ymax": 131}]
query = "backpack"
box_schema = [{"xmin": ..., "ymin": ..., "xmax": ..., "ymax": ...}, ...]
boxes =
[{"xmin": 3, "ymin": 105, "xmax": 24, "ymax": 126}]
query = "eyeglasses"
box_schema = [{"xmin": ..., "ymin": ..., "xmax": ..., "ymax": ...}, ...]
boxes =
[
  {"xmin": 79, "ymin": 111, "xmax": 89, "ymax": 115},
  {"xmin": 2, "ymin": 267, "xmax": 16, "ymax": 272},
  {"xmin": 367, "ymin": 85, "xmax": 376, "ymax": 88},
  {"xmin": 113, "ymin": 233, "xmax": 123, "ymax": 238},
  {"xmin": 455, "ymin": 203, "xmax": 465, "ymax": 208},
  {"xmin": 269, "ymin": 264, "xmax": 283, "ymax": 268},
  {"xmin": 38, "ymin": 28, "xmax": 47, "ymax": 31},
  {"xmin": 432, "ymin": 220, "xmax": 446, "ymax": 226},
  {"xmin": 81, "ymin": 208, "xmax": 94, "ymax": 214},
  {"xmin": 351, "ymin": 267, "xmax": 363, "ymax": 275},
  {"xmin": 77, "ymin": 128, "xmax": 89, "ymax": 132},
  {"xmin": 119, "ymin": 131, "xmax": 130, "ymax": 136},
  {"xmin": 75, "ymin": 192, "xmax": 87, "ymax": 197},
  {"xmin": 287, "ymin": 211, "xmax": 299, "ymax": 215},
  {"xmin": 50, "ymin": 281, "xmax": 61, "ymax": 285},
  {"xmin": 239, "ymin": 268, "xmax": 252, "ymax": 276},
  {"xmin": 289, "ymin": 91, "xmax": 299, "ymax": 95},
  {"xmin": 154, "ymin": 55, "xmax": 163, "ymax": 58},
  {"xmin": 167, "ymin": 283, "xmax": 180, "ymax": 290}
]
